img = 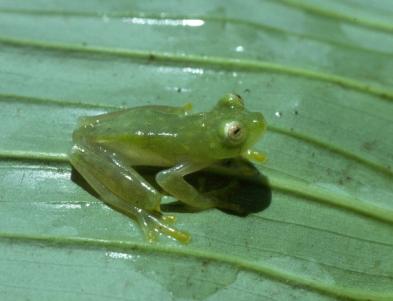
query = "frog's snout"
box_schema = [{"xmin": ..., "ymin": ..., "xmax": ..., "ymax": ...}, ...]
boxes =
[
  {"xmin": 242, "ymin": 112, "xmax": 266, "ymax": 151},
  {"xmin": 251, "ymin": 112, "xmax": 266, "ymax": 137}
]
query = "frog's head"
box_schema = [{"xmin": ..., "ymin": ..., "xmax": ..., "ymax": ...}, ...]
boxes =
[{"xmin": 210, "ymin": 93, "xmax": 266, "ymax": 161}]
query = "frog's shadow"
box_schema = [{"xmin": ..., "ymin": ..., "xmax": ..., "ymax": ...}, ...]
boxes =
[
  {"xmin": 71, "ymin": 159, "xmax": 271, "ymax": 217},
  {"xmin": 161, "ymin": 159, "xmax": 271, "ymax": 216}
]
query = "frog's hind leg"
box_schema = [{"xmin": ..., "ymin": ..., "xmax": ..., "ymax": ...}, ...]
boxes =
[{"xmin": 69, "ymin": 145, "xmax": 190, "ymax": 243}]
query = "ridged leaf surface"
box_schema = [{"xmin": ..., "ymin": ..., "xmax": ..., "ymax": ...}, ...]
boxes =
[{"xmin": 0, "ymin": 1, "xmax": 392, "ymax": 300}]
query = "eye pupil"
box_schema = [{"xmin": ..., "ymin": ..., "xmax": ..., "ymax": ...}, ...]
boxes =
[{"xmin": 224, "ymin": 121, "xmax": 245, "ymax": 144}]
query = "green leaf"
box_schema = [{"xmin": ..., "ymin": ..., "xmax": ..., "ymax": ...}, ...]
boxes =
[{"xmin": 1, "ymin": 1, "xmax": 393, "ymax": 300}]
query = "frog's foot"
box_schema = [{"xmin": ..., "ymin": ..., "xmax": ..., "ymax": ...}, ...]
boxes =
[{"xmin": 137, "ymin": 210, "xmax": 190, "ymax": 244}]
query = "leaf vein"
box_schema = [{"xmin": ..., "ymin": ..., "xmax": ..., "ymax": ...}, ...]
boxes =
[
  {"xmin": 1, "ymin": 36, "xmax": 393, "ymax": 101},
  {"xmin": 1, "ymin": 233, "xmax": 392, "ymax": 301}
]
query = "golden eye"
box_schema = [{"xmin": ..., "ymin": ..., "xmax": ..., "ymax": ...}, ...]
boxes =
[{"xmin": 224, "ymin": 121, "xmax": 245, "ymax": 144}]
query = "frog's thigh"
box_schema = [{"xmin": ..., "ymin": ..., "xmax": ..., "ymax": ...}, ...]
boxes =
[
  {"xmin": 71, "ymin": 150, "xmax": 142, "ymax": 217},
  {"xmin": 155, "ymin": 162, "xmax": 216, "ymax": 210},
  {"xmin": 70, "ymin": 145, "xmax": 161, "ymax": 211}
]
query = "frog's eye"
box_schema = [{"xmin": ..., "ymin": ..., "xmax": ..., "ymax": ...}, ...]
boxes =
[{"xmin": 224, "ymin": 121, "xmax": 246, "ymax": 144}]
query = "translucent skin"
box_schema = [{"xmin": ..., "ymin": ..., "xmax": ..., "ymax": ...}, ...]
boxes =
[{"xmin": 70, "ymin": 94, "xmax": 266, "ymax": 243}]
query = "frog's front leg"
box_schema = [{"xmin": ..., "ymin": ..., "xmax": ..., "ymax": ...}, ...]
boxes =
[
  {"xmin": 70, "ymin": 145, "xmax": 190, "ymax": 243},
  {"xmin": 155, "ymin": 162, "xmax": 218, "ymax": 210}
]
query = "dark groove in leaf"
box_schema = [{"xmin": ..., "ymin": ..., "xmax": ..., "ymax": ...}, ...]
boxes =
[
  {"xmin": 257, "ymin": 215, "xmax": 393, "ymax": 247},
  {"xmin": 1, "ymin": 232, "xmax": 392, "ymax": 301},
  {"xmin": 0, "ymin": 93, "xmax": 114, "ymax": 110},
  {"xmin": 1, "ymin": 36, "xmax": 393, "ymax": 101},
  {"xmin": 271, "ymin": 127, "xmax": 393, "ymax": 178},
  {"xmin": 1, "ymin": 8, "xmax": 392, "ymax": 56},
  {"xmin": 277, "ymin": 0, "xmax": 393, "ymax": 34},
  {"xmin": 270, "ymin": 175, "xmax": 393, "ymax": 225}
]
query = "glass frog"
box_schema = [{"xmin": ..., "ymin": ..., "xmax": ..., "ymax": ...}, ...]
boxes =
[{"xmin": 70, "ymin": 94, "xmax": 266, "ymax": 243}]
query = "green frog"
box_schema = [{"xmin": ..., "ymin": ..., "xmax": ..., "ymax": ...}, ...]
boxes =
[{"xmin": 70, "ymin": 94, "xmax": 266, "ymax": 243}]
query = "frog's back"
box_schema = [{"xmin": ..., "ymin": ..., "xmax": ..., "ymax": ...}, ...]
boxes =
[
  {"xmin": 74, "ymin": 105, "xmax": 206, "ymax": 165},
  {"xmin": 73, "ymin": 94, "xmax": 266, "ymax": 168},
  {"xmin": 77, "ymin": 106, "xmax": 185, "ymax": 140}
]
